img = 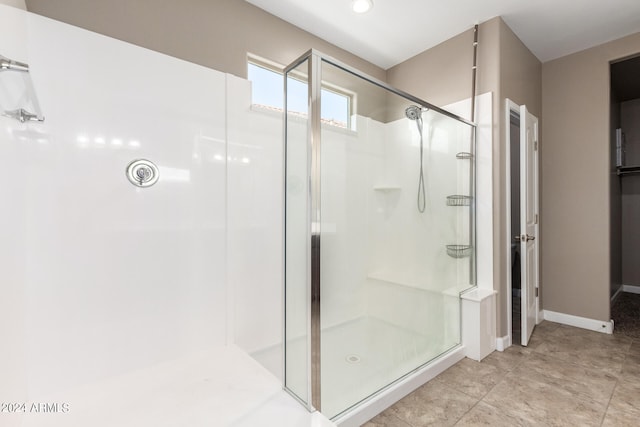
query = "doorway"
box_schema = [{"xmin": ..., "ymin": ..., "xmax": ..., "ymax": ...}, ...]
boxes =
[
  {"xmin": 610, "ymin": 54, "xmax": 640, "ymax": 329},
  {"xmin": 506, "ymin": 99, "xmax": 540, "ymax": 347},
  {"xmin": 509, "ymin": 110, "xmax": 522, "ymax": 341}
]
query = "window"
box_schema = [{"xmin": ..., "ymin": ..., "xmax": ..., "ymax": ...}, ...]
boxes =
[
  {"xmin": 321, "ymin": 85, "xmax": 350, "ymax": 128},
  {"xmin": 247, "ymin": 58, "xmax": 353, "ymax": 129},
  {"xmin": 247, "ymin": 61, "xmax": 284, "ymax": 111}
]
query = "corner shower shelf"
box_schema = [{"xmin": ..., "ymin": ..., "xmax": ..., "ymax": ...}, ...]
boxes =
[
  {"xmin": 446, "ymin": 195, "xmax": 472, "ymax": 206},
  {"xmin": 373, "ymin": 185, "xmax": 401, "ymax": 192},
  {"xmin": 446, "ymin": 244, "xmax": 472, "ymax": 258},
  {"xmin": 456, "ymin": 152, "xmax": 473, "ymax": 159}
]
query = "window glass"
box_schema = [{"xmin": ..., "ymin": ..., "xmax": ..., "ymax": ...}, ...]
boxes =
[
  {"xmin": 248, "ymin": 61, "xmax": 351, "ymax": 129},
  {"xmin": 321, "ymin": 87, "xmax": 349, "ymax": 128}
]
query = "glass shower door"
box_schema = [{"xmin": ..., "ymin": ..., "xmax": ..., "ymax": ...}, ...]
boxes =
[
  {"xmin": 284, "ymin": 51, "xmax": 476, "ymax": 420},
  {"xmin": 284, "ymin": 56, "xmax": 311, "ymax": 406},
  {"xmin": 318, "ymin": 59, "xmax": 474, "ymax": 418}
]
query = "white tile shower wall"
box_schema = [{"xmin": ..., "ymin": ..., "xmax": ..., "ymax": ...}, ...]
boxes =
[
  {"xmin": 311, "ymin": 107, "xmax": 473, "ymax": 339},
  {"xmin": 445, "ymin": 93, "xmax": 493, "ymax": 291},
  {"xmin": 320, "ymin": 117, "xmax": 373, "ymax": 329},
  {"xmin": 0, "ymin": 6, "xmax": 228, "ymax": 404},
  {"xmin": 0, "ymin": 7, "xmax": 336, "ymax": 427},
  {"xmin": 379, "ymin": 115, "xmax": 461, "ymax": 283},
  {"xmin": 365, "ymin": 113, "xmax": 467, "ymax": 336},
  {"xmin": 226, "ymin": 75, "xmax": 285, "ymax": 376},
  {"xmin": 0, "ymin": 7, "xmax": 29, "ymax": 423},
  {"xmin": 362, "ymin": 95, "xmax": 492, "ymax": 354},
  {"xmin": 0, "ymin": 7, "xmax": 337, "ymax": 426}
]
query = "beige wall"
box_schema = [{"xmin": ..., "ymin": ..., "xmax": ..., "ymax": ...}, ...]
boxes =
[
  {"xmin": 25, "ymin": 0, "xmax": 385, "ymax": 81},
  {"xmin": 497, "ymin": 20, "xmax": 542, "ymax": 335},
  {"xmin": 0, "ymin": 0, "xmax": 25, "ymax": 9},
  {"xmin": 387, "ymin": 18, "xmax": 499, "ymax": 113},
  {"xmin": 389, "ymin": 17, "xmax": 541, "ymax": 338},
  {"xmin": 542, "ymin": 32, "xmax": 640, "ymax": 321}
]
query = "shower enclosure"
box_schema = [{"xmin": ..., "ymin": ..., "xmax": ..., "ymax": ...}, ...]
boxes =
[{"xmin": 284, "ymin": 50, "xmax": 476, "ymax": 420}]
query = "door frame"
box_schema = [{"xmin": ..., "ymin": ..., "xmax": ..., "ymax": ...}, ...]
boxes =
[{"xmin": 505, "ymin": 99, "xmax": 541, "ymax": 347}]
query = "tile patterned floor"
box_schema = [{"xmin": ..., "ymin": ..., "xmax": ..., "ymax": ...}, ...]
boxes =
[{"xmin": 363, "ymin": 321, "xmax": 640, "ymax": 426}]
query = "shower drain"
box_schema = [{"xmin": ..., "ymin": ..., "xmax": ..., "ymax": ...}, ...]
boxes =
[{"xmin": 345, "ymin": 354, "xmax": 361, "ymax": 364}]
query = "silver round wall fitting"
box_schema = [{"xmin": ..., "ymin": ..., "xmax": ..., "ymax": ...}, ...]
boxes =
[{"xmin": 126, "ymin": 159, "xmax": 159, "ymax": 187}]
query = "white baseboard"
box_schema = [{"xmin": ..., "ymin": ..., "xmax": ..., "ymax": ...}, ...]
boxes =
[
  {"xmin": 611, "ymin": 286, "xmax": 624, "ymax": 303},
  {"xmin": 622, "ymin": 284, "xmax": 640, "ymax": 295},
  {"xmin": 611, "ymin": 284, "xmax": 640, "ymax": 303},
  {"xmin": 543, "ymin": 310, "xmax": 613, "ymax": 334},
  {"xmin": 496, "ymin": 335, "xmax": 511, "ymax": 351}
]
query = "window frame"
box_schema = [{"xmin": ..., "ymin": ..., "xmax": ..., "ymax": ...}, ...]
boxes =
[{"xmin": 247, "ymin": 55, "xmax": 355, "ymax": 129}]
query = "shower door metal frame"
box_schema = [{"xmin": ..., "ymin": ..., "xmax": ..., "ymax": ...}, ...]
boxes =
[
  {"xmin": 283, "ymin": 50, "xmax": 323, "ymax": 412},
  {"xmin": 308, "ymin": 52, "xmax": 323, "ymax": 412},
  {"xmin": 283, "ymin": 48, "xmax": 477, "ymax": 415}
]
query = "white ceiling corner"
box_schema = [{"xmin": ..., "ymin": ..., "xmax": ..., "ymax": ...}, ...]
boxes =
[{"xmin": 245, "ymin": 0, "xmax": 640, "ymax": 69}]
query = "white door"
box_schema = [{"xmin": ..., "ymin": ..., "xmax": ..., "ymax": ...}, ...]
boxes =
[{"xmin": 520, "ymin": 105, "xmax": 539, "ymax": 346}]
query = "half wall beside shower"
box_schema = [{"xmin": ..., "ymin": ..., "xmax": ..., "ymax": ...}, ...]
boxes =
[{"xmin": 284, "ymin": 50, "xmax": 477, "ymax": 420}]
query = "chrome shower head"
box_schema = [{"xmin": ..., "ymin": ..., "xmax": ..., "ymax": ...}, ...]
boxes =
[{"xmin": 405, "ymin": 105, "xmax": 425, "ymax": 121}]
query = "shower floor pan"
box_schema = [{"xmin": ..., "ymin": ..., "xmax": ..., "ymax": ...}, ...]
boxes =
[
  {"xmin": 19, "ymin": 346, "xmax": 334, "ymax": 427},
  {"xmin": 287, "ymin": 316, "xmax": 459, "ymax": 420}
]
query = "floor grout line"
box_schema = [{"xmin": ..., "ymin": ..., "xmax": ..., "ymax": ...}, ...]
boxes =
[
  {"xmin": 599, "ymin": 373, "xmax": 620, "ymax": 427},
  {"xmin": 452, "ymin": 399, "xmax": 482, "ymax": 426},
  {"xmin": 363, "ymin": 320, "xmax": 640, "ymax": 426}
]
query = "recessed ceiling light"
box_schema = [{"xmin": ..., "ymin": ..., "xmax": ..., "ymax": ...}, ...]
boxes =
[{"xmin": 352, "ymin": 0, "xmax": 373, "ymax": 14}]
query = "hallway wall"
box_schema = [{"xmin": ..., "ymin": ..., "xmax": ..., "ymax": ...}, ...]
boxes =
[{"xmin": 542, "ymin": 31, "xmax": 640, "ymax": 322}]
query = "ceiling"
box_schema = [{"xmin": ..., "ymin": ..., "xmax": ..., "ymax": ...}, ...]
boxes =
[{"xmin": 246, "ymin": 0, "xmax": 640, "ymax": 69}]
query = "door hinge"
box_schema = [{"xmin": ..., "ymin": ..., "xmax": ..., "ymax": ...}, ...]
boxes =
[
  {"xmin": 535, "ymin": 214, "xmax": 538, "ymax": 224},
  {"xmin": 535, "ymin": 288, "xmax": 539, "ymax": 297},
  {"xmin": 534, "ymin": 140, "xmax": 538, "ymax": 151}
]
